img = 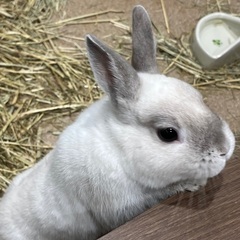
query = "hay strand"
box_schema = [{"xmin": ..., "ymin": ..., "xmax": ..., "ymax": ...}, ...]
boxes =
[{"xmin": 160, "ymin": 0, "xmax": 170, "ymax": 34}]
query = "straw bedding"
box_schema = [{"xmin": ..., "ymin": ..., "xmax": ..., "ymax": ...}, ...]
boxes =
[{"xmin": 0, "ymin": 0, "xmax": 239, "ymax": 195}]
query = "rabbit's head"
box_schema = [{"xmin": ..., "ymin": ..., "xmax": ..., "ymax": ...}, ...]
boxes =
[{"xmin": 86, "ymin": 5, "xmax": 235, "ymax": 189}]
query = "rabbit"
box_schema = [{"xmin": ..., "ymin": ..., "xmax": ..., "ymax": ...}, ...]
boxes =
[{"xmin": 0, "ymin": 5, "xmax": 235, "ymax": 240}]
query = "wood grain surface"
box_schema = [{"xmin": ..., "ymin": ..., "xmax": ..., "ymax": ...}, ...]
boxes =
[{"xmin": 100, "ymin": 151, "xmax": 240, "ymax": 240}]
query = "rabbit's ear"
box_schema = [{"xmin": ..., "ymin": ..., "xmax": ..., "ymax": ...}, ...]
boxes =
[
  {"xmin": 86, "ymin": 34, "xmax": 140, "ymax": 106},
  {"xmin": 131, "ymin": 5, "xmax": 158, "ymax": 73}
]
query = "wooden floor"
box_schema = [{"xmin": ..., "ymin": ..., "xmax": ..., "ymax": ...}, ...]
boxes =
[{"xmin": 100, "ymin": 149, "xmax": 240, "ymax": 239}]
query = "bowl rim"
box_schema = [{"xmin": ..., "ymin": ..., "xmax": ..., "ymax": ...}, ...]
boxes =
[{"xmin": 194, "ymin": 12, "xmax": 240, "ymax": 59}]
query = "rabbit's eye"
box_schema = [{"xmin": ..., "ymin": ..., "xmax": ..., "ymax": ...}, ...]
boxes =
[{"xmin": 157, "ymin": 128, "xmax": 178, "ymax": 142}]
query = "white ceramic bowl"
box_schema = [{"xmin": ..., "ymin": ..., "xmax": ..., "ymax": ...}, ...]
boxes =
[{"xmin": 191, "ymin": 12, "xmax": 240, "ymax": 69}]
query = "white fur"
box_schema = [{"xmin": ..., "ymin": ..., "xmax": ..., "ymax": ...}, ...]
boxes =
[{"xmin": 0, "ymin": 5, "xmax": 235, "ymax": 240}]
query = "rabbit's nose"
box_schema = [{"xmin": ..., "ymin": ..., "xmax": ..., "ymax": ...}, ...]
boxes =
[
  {"xmin": 223, "ymin": 142, "xmax": 235, "ymax": 160},
  {"xmin": 218, "ymin": 144, "xmax": 230, "ymax": 158}
]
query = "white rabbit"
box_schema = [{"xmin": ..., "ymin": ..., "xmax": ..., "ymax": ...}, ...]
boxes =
[{"xmin": 0, "ymin": 5, "xmax": 235, "ymax": 240}]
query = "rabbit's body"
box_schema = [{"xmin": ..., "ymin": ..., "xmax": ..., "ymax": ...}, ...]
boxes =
[
  {"xmin": 0, "ymin": 6, "xmax": 235, "ymax": 240},
  {"xmin": 0, "ymin": 96, "xmax": 191, "ymax": 240},
  {"xmin": 0, "ymin": 89, "xmax": 200, "ymax": 240}
]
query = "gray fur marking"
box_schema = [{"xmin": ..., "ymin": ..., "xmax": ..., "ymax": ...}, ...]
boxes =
[
  {"xmin": 86, "ymin": 35, "xmax": 140, "ymax": 107},
  {"xmin": 131, "ymin": 5, "xmax": 158, "ymax": 73}
]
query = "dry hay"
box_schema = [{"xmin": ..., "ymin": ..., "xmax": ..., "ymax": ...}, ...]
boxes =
[
  {"xmin": 0, "ymin": 0, "xmax": 101, "ymax": 194},
  {"xmin": 1, "ymin": 0, "xmax": 240, "ymax": 194}
]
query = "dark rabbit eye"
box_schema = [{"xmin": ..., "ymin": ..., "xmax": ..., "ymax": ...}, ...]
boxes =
[{"xmin": 157, "ymin": 128, "xmax": 178, "ymax": 142}]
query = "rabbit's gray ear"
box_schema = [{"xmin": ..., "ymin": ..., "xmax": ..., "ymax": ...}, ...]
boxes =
[
  {"xmin": 86, "ymin": 34, "xmax": 140, "ymax": 106},
  {"xmin": 131, "ymin": 5, "xmax": 158, "ymax": 73}
]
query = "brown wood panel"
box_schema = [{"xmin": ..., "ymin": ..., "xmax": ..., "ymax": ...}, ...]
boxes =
[{"xmin": 100, "ymin": 152, "xmax": 240, "ymax": 239}]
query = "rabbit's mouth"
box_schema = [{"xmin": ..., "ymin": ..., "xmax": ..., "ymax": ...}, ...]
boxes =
[{"xmin": 199, "ymin": 153, "xmax": 227, "ymax": 178}]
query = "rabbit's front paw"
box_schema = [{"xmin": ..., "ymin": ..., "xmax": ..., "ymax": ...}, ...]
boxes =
[
  {"xmin": 184, "ymin": 183, "xmax": 201, "ymax": 192},
  {"xmin": 183, "ymin": 178, "xmax": 207, "ymax": 192}
]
